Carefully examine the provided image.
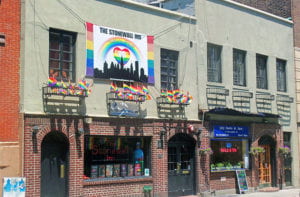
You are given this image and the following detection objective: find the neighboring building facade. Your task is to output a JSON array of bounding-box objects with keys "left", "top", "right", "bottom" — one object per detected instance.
[
  {"left": 0, "top": 0, "right": 22, "bottom": 195},
  {"left": 20, "top": 0, "right": 297, "bottom": 196},
  {"left": 292, "top": 0, "right": 300, "bottom": 190}
]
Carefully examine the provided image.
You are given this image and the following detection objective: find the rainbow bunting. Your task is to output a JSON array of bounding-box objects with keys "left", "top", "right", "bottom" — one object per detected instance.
[{"left": 129, "top": 85, "right": 138, "bottom": 94}]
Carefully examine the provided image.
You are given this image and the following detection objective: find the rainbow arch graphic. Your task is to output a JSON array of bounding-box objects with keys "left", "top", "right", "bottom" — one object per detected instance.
[{"left": 100, "top": 37, "right": 142, "bottom": 62}]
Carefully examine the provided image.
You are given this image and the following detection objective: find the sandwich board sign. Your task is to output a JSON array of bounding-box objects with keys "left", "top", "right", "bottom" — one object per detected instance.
[{"left": 236, "top": 170, "right": 248, "bottom": 193}]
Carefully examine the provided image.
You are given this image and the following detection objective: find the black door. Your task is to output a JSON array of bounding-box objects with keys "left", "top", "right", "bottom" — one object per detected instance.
[
  {"left": 41, "top": 131, "right": 69, "bottom": 197},
  {"left": 168, "top": 133, "right": 196, "bottom": 197}
]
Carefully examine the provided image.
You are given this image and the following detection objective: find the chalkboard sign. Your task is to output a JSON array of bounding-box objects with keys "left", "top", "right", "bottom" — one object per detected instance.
[{"left": 236, "top": 170, "right": 248, "bottom": 193}]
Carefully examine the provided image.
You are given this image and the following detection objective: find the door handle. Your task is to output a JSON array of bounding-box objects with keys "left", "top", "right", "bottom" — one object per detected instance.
[{"left": 60, "top": 164, "right": 65, "bottom": 178}]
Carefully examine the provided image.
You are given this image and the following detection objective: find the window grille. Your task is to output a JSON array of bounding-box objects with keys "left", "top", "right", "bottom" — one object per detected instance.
[
  {"left": 49, "top": 29, "right": 76, "bottom": 81},
  {"left": 207, "top": 44, "right": 222, "bottom": 83},
  {"left": 276, "top": 59, "right": 287, "bottom": 92},
  {"left": 160, "top": 49, "right": 179, "bottom": 90},
  {"left": 256, "top": 54, "right": 268, "bottom": 89},
  {"left": 233, "top": 49, "right": 246, "bottom": 86}
]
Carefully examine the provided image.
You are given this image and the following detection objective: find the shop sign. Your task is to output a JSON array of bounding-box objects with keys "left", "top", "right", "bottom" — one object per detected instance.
[
  {"left": 109, "top": 101, "right": 139, "bottom": 117},
  {"left": 214, "top": 125, "right": 249, "bottom": 138}
]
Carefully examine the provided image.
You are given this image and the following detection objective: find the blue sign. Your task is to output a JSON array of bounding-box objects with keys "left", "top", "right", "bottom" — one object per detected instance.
[{"left": 214, "top": 125, "right": 249, "bottom": 138}]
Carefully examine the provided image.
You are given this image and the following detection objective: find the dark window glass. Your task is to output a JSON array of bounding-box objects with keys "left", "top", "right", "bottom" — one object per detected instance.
[
  {"left": 160, "top": 49, "right": 179, "bottom": 90},
  {"left": 207, "top": 43, "right": 222, "bottom": 83},
  {"left": 256, "top": 54, "right": 268, "bottom": 89},
  {"left": 49, "top": 29, "right": 76, "bottom": 81},
  {"left": 277, "top": 59, "right": 287, "bottom": 92},
  {"left": 84, "top": 136, "right": 151, "bottom": 179},
  {"left": 233, "top": 49, "right": 246, "bottom": 86},
  {"left": 210, "top": 139, "right": 249, "bottom": 171}
]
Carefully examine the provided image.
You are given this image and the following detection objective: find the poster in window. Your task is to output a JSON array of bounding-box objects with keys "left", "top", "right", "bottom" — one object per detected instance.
[
  {"left": 3, "top": 177, "right": 26, "bottom": 197},
  {"left": 90, "top": 165, "right": 98, "bottom": 178},
  {"left": 85, "top": 22, "right": 154, "bottom": 84},
  {"left": 105, "top": 164, "right": 113, "bottom": 177},
  {"left": 113, "top": 164, "right": 120, "bottom": 177},
  {"left": 127, "top": 164, "right": 134, "bottom": 176},
  {"left": 98, "top": 165, "right": 105, "bottom": 178}
]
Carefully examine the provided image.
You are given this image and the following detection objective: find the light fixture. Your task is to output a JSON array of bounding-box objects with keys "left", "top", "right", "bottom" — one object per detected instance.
[
  {"left": 76, "top": 128, "right": 85, "bottom": 137},
  {"left": 32, "top": 125, "right": 39, "bottom": 137},
  {"left": 157, "top": 129, "right": 166, "bottom": 149}
]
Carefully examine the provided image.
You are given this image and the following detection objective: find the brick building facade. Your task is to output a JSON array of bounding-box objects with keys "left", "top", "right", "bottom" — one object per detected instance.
[
  {"left": 0, "top": 0, "right": 22, "bottom": 195},
  {"left": 17, "top": 0, "right": 297, "bottom": 196}
]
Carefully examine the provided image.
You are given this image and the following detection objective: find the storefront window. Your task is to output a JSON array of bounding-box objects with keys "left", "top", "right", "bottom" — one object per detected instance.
[
  {"left": 84, "top": 136, "right": 151, "bottom": 179},
  {"left": 211, "top": 139, "right": 249, "bottom": 171}
]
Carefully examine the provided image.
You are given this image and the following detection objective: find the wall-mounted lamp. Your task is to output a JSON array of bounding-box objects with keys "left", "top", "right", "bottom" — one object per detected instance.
[
  {"left": 157, "top": 129, "right": 166, "bottom": 149},
  {"left": 76, "top": 128, "right": 85, "bottom": 137},
  {"left": 32, "top": 125, "right": 39, "bottom": 137}
]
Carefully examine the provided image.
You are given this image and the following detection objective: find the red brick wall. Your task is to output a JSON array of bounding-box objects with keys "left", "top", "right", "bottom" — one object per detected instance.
[
  {"left": 293, "top": 0, "right": 300, "bottom": 47},
  {"left": 24, "top": 115, "right": 203, "bottom": 197},
  {"left": 233, "top": 0, "right": 291, "bottom": 18},
  {"left": 0, "top": 0, "right": 21, "bottom": 141},
  {"left": 209, "top": 123, "right": 283, "bottom": 192}
]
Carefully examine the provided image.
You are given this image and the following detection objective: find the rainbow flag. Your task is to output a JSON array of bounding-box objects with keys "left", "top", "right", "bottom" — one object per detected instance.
[
  {"left": 161, "top": 90, "right": 167, "bottom": 97},
  {"left": 123, "top": 84, "right": 130, "bottom": 92},
  {"left": 146, "top": 94, "right": 152, "bottom": 100},
  {"left": 48, "top": 77, "right": 57, "bottom": 87},
  {"left": 129, "top": 85, "right": 138, "bottom": 94},
  {"left": 78, "top": 79, "right": 87, "bottom": 90},
  {"left": 110, "top": 83, "right": 118, "bottom": 93},
  {"left": 142, "top": 86, "right": 149, "bottom": 94}
]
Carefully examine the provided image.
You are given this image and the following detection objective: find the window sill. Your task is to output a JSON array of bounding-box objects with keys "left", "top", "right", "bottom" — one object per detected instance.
[
  {"left": 83, "top": 176, "right": 153, "bottom": 186},
  {"left": 211, "top": 168, "right": 248, "bottom": 173}
]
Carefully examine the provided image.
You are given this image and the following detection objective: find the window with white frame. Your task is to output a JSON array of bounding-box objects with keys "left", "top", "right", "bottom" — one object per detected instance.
[
  {"left": 233, "top": 49, "right": 246, "bottom": 86},
  {"left": 160, "top": 49, "right": 179, "bottom": 90},
  {"left": 256, "top": 54, "right": 268, "bottom": 89},
  {"left": 207, "top": 43, "right": 222, "bottom": 83},
  {"left": 276, "top": 59, "right": 287, "bottom": 92},
  {"left": 49, "top": 29, "right": 76, "bottom": 81}
]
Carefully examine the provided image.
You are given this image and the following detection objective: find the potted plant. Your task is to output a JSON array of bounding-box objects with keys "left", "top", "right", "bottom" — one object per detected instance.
[
  {"left": 278, "top": 145, "right": 291, "bottom": 157},
  {"left": 216, "top": 162, "right": 225, "bottom": 170},
  {"left": 249, "top": 146, "right": 265, "bottom": 156},
  {"left": 199, "top": 147, "right": 213, "bottom": 155}
]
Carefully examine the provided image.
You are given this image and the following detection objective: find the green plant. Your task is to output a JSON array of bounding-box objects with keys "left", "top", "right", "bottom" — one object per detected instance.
[
  {"left": 199, "top": 147, "right": 213, "bottom": 155},
  {"left": 216, "top": 162, "right": 224, "bottom": 168},
  {"left": 249, "top": 146, "right": 265, "bottom": 156},
  {"left": 279, "top": 146, "right": 291, "bottom": 155}
]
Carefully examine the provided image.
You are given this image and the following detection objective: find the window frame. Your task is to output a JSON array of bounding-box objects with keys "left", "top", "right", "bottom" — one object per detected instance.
[
  {"left": 49, "top": 28, "right": 76, "bottom": 81},
  {"left": 207, "top": 43, "right": 222, "bottom": 83},
  {"left": 84, "top": 135, "right": 152, "bottom": 179},
  {"left": 276, "top": 58, "right": 287, "bottom": 92},
  {"left": 256, "top": 54, "right": 268, "bottom": 89},
  {"left": 233, "top": 49, "right": 246, "bottom": 87},
  {"left": 160, "top": 48, "right": 179, "bottom": 90}
]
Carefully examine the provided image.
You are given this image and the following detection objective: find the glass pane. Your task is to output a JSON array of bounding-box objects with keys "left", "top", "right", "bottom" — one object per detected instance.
[
  {"left": 49, "top": 51, "right": 60, "bottom": 59},
  {"left": 49, "top": 60, "right": 59, "bottom": 69},
  {"left": 63, "top": 53, "right": 71, "bottom": 61},
  {"left": 50, "top": 41, "right": 59, "bottom": 50}
]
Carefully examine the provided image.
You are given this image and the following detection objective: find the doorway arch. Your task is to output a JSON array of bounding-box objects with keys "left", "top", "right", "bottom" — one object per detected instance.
[
  {"left": 258, "top": 135, "right": 277, "bottom": 187},
  {"left": 168, "top": 133, "right": 196, "bottom": 197},
  {"left": 41, "top": 131, "right": 69, "bottom": 197}
]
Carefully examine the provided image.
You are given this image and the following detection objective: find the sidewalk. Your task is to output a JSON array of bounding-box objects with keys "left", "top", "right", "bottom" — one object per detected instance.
[{"left": 219, "top": 188, "right": 300, "bottom": 197}]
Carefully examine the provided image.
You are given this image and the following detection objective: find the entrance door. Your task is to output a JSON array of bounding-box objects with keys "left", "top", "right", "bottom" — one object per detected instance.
[
  {"left": 168, "top": 133, "right": 196, "bottom": 197},
  {"left": 258, "top": 145, "right": 271, "bottom": 185},
  {"left": 41, "top": 131, "right": 69, "bottom": 197}
]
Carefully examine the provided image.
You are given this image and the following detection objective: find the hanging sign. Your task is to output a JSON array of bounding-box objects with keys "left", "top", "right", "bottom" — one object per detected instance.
[
  {"left": 86, "top": 22, "right": 154, "bottom": 84},
  {"left": 236, "top": 170, "right": 248, "bottom": 193},
  {"left": 214, "top": 125, "right": 249, "bottom": 138}
]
